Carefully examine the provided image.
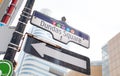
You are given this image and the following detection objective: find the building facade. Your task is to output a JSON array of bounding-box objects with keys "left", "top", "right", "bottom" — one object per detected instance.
[
  {"left": 102, "top": 45, "right": 110, "bottom": 76},
  {"left": 108, "top": 33, "right": 120, "bottom": 76},
  {"left": 90, "top": 61, "right": 102, "bottom": 76},
  {"left": 102, "top": 32, "right": 120, "bottom": 76}
]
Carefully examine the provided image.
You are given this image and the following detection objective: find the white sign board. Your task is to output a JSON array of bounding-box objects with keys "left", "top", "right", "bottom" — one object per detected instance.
[
  {"left": 30, "top": 11, "right": 90, "bottom": 49},
  {"left": 32, "top": 43, "right": 87, "bottom": 69}
]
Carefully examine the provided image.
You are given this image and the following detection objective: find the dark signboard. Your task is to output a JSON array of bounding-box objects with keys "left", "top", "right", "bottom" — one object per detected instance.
[{"left": 23, "top": 33, "right": 90, "bottom": 75}]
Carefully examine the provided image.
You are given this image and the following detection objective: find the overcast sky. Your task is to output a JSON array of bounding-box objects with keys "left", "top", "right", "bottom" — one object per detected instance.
[{"left": 1, "top": 0, "right": 120, "bottom": 61}]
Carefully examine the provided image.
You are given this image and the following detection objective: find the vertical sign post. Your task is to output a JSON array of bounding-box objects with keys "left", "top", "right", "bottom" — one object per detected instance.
[{"left": 3, "top": 0, "right": 35, "bottom": 66}]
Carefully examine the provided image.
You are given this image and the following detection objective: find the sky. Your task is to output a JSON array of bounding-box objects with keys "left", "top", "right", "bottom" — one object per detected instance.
[{"left": 0, "top": 0, "right": 120, "bottom": 61}]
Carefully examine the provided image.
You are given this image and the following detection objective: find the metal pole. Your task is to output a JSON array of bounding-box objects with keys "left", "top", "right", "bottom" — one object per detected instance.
[{"left": 4, "top": 0, "right": 35, "bottom": 65}]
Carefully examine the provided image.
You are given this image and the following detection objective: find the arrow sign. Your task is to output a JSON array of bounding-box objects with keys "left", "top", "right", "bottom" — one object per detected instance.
[
  {"left": 23, "top": 34, "right": 90, "bottom": 75},
  {"left": 31, "top": 43, "right": 87, "bottom": 69}
]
